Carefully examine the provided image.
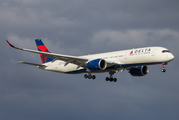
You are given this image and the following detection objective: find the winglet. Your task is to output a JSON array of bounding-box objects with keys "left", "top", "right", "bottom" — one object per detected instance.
[{"left": 6, "top": 40, "right": 15, "bottom": 48}]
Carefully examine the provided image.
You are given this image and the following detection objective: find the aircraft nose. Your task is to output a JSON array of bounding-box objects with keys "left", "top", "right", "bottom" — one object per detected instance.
[{"left": 169, "top": 53, "right": 174, "bottom": 61}]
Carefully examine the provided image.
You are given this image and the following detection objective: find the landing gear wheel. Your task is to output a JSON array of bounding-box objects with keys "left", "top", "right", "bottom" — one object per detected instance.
[
  {"left": 84, "top": 74, "right": 88, "bottom": 79},
  {"left": 88, "top": 75, "right": 92, "bottom": 79},
  {"left": 161, "top": 69, "right": 166, "bottom": 72},
  {"left": 114, "top": 78, "right": 117, "bottom": 82},
  {"left": 92, "top": 75, "right": 96, "bottom": 79},
  {"left": 110, "top": 78, "right": 113, "bottom": 82},
  {"left": 106, "top": 77, "right": 109, "bottom": 81}
]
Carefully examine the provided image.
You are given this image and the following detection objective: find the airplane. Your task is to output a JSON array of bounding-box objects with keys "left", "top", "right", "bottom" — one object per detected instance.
[{"left": 6, "top": 39, "right": 174, "bottom": 82}]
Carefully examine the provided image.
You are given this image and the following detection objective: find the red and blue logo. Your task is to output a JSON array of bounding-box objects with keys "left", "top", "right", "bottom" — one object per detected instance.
[
  {"left": 6, "top": 40, "right": 15, "bottom": 48},
  {"left": 35, "top": 39, "right": 53, "bottom": 63},
  {"left": 129, "top": 51, "right": 133, "bottom": 54},
  {"left": 129, "top": 48, "right": 151, "bottom": 54}
]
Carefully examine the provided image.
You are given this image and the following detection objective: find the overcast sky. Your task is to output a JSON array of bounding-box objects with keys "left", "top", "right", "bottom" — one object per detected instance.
[{"left": 1, "top": 0, "right": 179, "bottom": 120}]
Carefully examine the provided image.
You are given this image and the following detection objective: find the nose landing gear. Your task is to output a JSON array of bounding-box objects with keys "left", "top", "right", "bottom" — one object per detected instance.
[
  {"left": 161, "top": 68, "right": 166, "bottom": 72},
  {"left": 161, "top": 62, "right": 167, "bottom": 72}
]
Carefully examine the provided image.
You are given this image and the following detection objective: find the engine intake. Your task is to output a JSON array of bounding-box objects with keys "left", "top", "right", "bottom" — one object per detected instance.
[
  {"left": 87, "top": 59, "right": 107, "bottom": 70},
  {"left": 129, "top": 66, "right": 149, "bottom": 76}
]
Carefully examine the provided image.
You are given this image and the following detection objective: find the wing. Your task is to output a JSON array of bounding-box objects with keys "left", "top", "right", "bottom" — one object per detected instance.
[{"left": 6, "top": 40, "right": 90, "bottom": 67}]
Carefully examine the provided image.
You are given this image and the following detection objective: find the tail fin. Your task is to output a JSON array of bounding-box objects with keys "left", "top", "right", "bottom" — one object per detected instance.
[{"left": 35, "top": 39, "right": 53, "bottom": 64}]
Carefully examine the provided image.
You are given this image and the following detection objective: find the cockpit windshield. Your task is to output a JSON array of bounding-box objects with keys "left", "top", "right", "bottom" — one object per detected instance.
[{"left": 162, "top": 50, "right": 170, "bottom": 53}]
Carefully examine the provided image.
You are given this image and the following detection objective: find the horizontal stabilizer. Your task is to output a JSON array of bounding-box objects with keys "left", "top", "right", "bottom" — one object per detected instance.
[{"left": 17, "top": 61, "right": 46, "bottom": 67}]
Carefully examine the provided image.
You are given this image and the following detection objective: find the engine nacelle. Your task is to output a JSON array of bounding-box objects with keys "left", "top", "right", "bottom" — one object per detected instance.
[
  {"left": 129, "top": 66, "right": 149, "bottom": 76},
  {"left": 87, "top": 59, "right": 107, "bottom": 70}
]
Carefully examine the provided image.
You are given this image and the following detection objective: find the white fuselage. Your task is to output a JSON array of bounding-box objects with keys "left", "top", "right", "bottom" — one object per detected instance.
[{"left": 41, "top": 47, "right": 174, "bottom": 74}]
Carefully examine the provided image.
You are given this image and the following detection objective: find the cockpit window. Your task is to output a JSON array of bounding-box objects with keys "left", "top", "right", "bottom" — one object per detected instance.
[{"left": 162, "top": 50, "right": 170, "bottom": 53}]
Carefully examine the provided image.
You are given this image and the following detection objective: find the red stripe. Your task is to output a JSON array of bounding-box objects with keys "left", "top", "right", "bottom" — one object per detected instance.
[
  {"left": 129, "top": 51, "right": 133, "bottom": 54},
  {"left": 8, "top": 42, "right": 12, "bottom": 47},
  {"left": 37, "top": 45, "right": 50, "bottom": 63},
  {"left": 37, "top": 45, "right": 49, "bottom": 52}
]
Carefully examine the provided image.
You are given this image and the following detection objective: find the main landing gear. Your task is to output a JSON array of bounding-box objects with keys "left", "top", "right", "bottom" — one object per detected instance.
[
  {"left": 84, "top": 70, "right": 118, "bottom": 82},
  {"left": 106, "top": 77, "right": 117, "bottom": 82},
  {"left": 161, "top": 62, "right": 167, "bottom": 72},
  {"left": 106, "top": 72, "right": 117, "bottom": 82},
  {"left": 84, "top": 74, "right": 96, "bottom": 79}
]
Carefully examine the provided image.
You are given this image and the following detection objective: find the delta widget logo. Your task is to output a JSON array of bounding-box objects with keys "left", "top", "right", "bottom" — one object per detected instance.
[
  {"left": 129, "top": 51, "right": 133, "bottom": 54},
  {"left": 129, "top": 48, "right": 151, "bottom": 54}
]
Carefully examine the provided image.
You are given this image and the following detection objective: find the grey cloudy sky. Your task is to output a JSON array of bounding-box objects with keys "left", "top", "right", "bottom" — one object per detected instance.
[{"left": 1, "top": 0, "right": 179, "bottom": 120}]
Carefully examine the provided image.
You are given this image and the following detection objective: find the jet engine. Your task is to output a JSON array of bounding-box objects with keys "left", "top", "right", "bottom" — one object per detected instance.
[
  {"left": 129, "top": 66, "right": 149, "bottom": 76},
  {"left": 87, "top": 59, "right": 107, "bottom": 70}
]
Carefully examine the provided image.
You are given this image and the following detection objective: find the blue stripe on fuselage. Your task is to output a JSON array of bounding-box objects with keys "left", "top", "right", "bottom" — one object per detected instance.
[
  {"left": 65, "top": 69, "right": 87, "bottom": 74},
  {"left": 106, "top": 62, "right": 163, "bottom": 70}
]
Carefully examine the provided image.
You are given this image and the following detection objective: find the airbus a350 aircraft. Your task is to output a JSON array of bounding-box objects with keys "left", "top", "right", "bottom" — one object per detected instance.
[{"left": 6, "top": 39, "right": 174, "bottom": 82}]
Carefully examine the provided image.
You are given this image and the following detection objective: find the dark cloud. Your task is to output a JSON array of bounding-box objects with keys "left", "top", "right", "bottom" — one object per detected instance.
[{"left": 1, "top": 0, "right": 179, "bottom": 120}]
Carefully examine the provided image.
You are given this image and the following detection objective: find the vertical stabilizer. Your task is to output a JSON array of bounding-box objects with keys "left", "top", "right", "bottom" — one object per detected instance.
[{"left": 35, "top": 39, "right": 53, "bottom": 63}]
